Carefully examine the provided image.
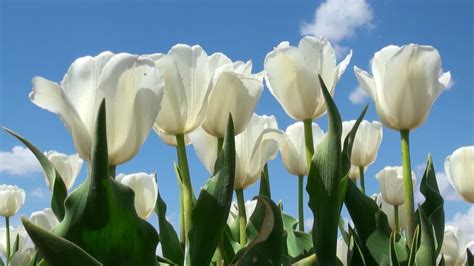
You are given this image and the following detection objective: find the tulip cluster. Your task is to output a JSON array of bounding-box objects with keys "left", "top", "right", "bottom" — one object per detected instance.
[{"left": 1, "top": 36, "right": 473, "bottom": 266}]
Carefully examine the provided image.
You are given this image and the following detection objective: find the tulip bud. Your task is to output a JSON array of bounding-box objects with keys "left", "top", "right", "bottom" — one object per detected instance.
[
  {"left": 30, "top": 208, "right": 59, "bottom": 231},
  {"left": 336, "top": 238, "right": 348, "bottom": 266},
  {"left": 440, "top": 226, "right": 468, "bottom": 266},
  {"left": 30, "top": 52, "right": 165, "bottom": 165},
  {"left": 0, "top": 185, "right": 25, "bottom": 217},
  {"left": 227, "top": 199, "right": 257, "bottom": 226},
  {"left": 116, "top": 173, "right": 158, "bottom": 220},
  {"left": 151, "top": 44, "right": 231, "bottom": 135},
  {"left": 0, "top": 226, "right": 28, "bottom": 257},
  {"left": 354, "top": 44, "right": 451, "bottom": 130},
  {"left": 444, "top": 146, "right": 474, "bottom": 203},
  {"left": 44, "top": 151, "right": 83, "bottom": 190},
  {"left": 202, "top": 60, "right": 264, "bottom": 138},
  {"left": 342, "top": 120, "right": 383, "bottom": 167},
  {"left": 376, "top": 166, "right": 416, "bottom": 206},
  {"left": 264, "top": 36, "right": 352, "bottom": 121},
  {"left": 279, "top": 122, "right": 325, "bottom": 176}
]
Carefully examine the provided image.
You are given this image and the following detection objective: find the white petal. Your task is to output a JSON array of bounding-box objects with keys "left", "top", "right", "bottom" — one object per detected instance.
[
  {"left": 154, "top": 128, "right": 191, "bottom": 147},
  {"left": 189, "top": 127, "right": 218, "bottom": 174},
  {"left": 445, "top": 146, "right": 474, "bottom": 203},
  {"left": 45, "top": 151, "right": 83, "bottom": 190},
  {"left": 353, "top": 66, "right": 376, "bottom": 100},
  {"left": 117, "top": 172, "right": 158, "bottom": 219},
  {"left": 30, "top": 208, "right": 59, "bottom": 231},
  {"left": 0, "top": 185, "right": 26, "bottom": 217}
]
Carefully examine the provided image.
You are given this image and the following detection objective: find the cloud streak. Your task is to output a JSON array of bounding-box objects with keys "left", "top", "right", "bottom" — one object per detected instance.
[{"left": 0, "top": 146, "right": 41, "bottom": 176}]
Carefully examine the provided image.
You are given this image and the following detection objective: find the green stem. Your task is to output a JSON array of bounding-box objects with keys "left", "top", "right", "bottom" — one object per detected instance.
[
  {"left": 235, "top": 188, "right": 247, "bottom": 246},
  {"left": 394, "top": 205, "right": 399, "bottom": 235},
  {"left": 5, "top": 216, "right": 10, "bottom": 265},
  {"left": 298, "top": 175, "right": 305, "bottom": 231},
  {"left": 359, "top": 166, "right": 365, "bottom": 194},
  {"left": 303, "top": 119, "right": 314, "bottom": 169},
  {"left": 400, "top": 130, "right": 415, "bottom": 245},
  {"left": 175, "top": 134, "right": 193, "bottom": 247},
  {"left": 108, "top": 165, "right": 116, "bottom": 179}
]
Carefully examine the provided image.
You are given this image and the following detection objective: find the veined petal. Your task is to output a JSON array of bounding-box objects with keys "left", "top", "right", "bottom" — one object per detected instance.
[
  {"left": 372, "top": 45, "right": 400, "bottom": 90},
  {"left": 353, "top": 66, "right": 376, "bottom": 100},
  {"left": 189, "top": 127, "right": 218, "bottom": 174},
  {"left": 445, "top": 146, "right": 474, "bottom": 202},
  {"left": 116, "top": 172, "right": 158, "bottom": 220}
]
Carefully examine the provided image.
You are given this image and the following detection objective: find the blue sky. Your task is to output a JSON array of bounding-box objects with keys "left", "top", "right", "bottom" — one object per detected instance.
[{"left": 1, "top": 0, "right": 473, "bottom": 242}]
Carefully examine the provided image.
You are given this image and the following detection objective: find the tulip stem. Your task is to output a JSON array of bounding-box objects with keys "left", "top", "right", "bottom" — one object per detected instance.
[
  {"left": 394, "top": 205, "right": 399, "bottom": 234},
  {"left": 298, "top": 175, "right": 305, "bottom": 231},
  {"left": 5, "top": 216, "right": 10, "bottom": 265},
  {"left": 235, "top": 188, "right": 247, "bottom": 246},
  {"left": 175, "top": 134, "right": 193, "bottom": 247},
  {"left": 303, "top": 119, "right": 314, "bottom": 169},
  {"left": 359, "top": 166, "right": 365, "bottom": 194},
  {"left": 400, "top": 130, "right": 415, "bottom": 245}
]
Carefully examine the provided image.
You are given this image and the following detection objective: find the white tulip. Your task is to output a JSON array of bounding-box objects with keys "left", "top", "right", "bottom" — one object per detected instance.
[
  {"left": 0, "top": 226, "right": 28, "bottom": 257},
  {"left": 440, "top": 226, "right": 468, "bottom": 266},
  {"left": 30, "top": 208, "right": 59, "bottom": 231},
  {"left": 342, "top": 120, "right": 383, "bottom": 167},
  {"left": 10, "top": 248, "right": 35, "bottom": 266},
  {"left": 0, "top": 185, "right": 25, "bottom": 217},
  {"left": 155, "top": 129, "right": 190, "bottom": 147},
  {"left": 116, "top": 173, "right": 158, "bottom": 220},
  {"left": 279, "top": 122, "right": 325, "bottom": 176},
  {"left": 348, "top": 165, "right": 367, "bottom": 180},
  {"left": 264, "top": 36, "right": 352, "bottom": 121},
  {"left": 151, "top": 44, "right": 231, "bottom": 135},
  {"left": 227, "top": 199, "right": 257, "bottom": 226},
  {"left": 30, "top": 52, "right": 165, "bottom": 165},
  {"left": 444, "top": 146, "right": 474, "bottom": 203},
  {"left": 375, "top": 194, "right": 408, "bottom": 230},
  {"left": 336, "top": 238, "right": 348, "bottom": 266},
  {"left": 44, "top": 151, "right": 83, "bottom": 190},
  {"left": 202, "top": 60, "right": 264, "bottom": 138},
  {"left": 376, "top": 166, "right": 416, "bottom": 206},
  {"left": 190, "top": 114, "right": 283, "bottom": 189},
  {"left": 354, "top": 44, "right": 451, "bottom": 130}
]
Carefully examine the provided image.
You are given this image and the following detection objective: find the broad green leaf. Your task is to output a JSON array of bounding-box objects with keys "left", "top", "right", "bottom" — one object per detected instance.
[
  {"left": 306, "top": 75, "right": 343, "bottom": 265},
  {"left": 347, "top": 226, "right": 366, "bottom": 266},
  {"left": 48, "top": 101, "right": 159, "bottom": 265},
  {"left": 416, "top": 155, "right": 444, "bottom": 255},
  {"left": 366, "top": 211, "right": 392, "bottom": 264},
  {"left": 467, "top": 248, "right": 473, "bottom": 266},
  {"left": 390, "top": 231, "right": 409, "bottom": 265},
  {"left": 187, "top": 115, "right": 236, "bottom": 266},
  {"left": 281, "top": 213, "right": 313, "bottom": 261},
  {"left": 21, "top": 217, "right": 102, "bottom": 266},
  {"left": 220, "top": 225, "right": 239, "bottom": 262},
  {"left": 407, "top": 226, "right": 421, "bottom": 266},
  {"left": 232, "top": 196, "right": 283, "bottom": 265},
  {"left": 155, "top": 188, "right": 183, "bottom": 265},
  {"left": 415, "top": 208, "right": 436, "bottom": 265},
  {"left": 4, "top": 128, "right": 68, "bottom": 220}
]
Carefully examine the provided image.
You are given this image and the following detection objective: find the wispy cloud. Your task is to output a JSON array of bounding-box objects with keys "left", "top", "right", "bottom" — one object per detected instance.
[
  {"left": 0, "top": 146, "right": 41, "bottom": 176},
  {"left": 448, "top": 206, "right": 474, "bottom": 243},
  {"left": 30, "top": 187, "right": 47, "bottom": 199},
  {"left": 349, "top": 86, "right": 370, "bottom": 104},
  {"left": 300, "top": 0, "right": 373, "bottom": 55}
]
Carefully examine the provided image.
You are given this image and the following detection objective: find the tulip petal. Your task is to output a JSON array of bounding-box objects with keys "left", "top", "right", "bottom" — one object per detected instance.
[
  {"left": 117, "top": 173, "right": 158, "bottom": 220},
  {"left": 353, "top": 66, "right": 376, "bottom": 100},
  {"left": 189, "top": 127, "right": 218, "bottom": 174},
  {"left": 444, "top": 146, "right": 474, "bottom": 202}
]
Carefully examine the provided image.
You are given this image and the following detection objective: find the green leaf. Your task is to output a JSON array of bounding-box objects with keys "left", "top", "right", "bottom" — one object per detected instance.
[
  {"left": 365, "top": 210, "right": 392, "bottom": 264},
  {"left": 232, "top": 196, "right": 283, "bottom": 265},
  {"left": 407, "top": 226, "right": 421, "bottom": 266},
  {"left": 21, "top": 217, "right": 102, "bottom": 266},
  {"left": 281, "top": 213, "right": 313, "bottom": 261},
  {"left": 347, "top": 226, "right": 366, "bottom": 266},
  {"left": 27, "top": 251, "right": 39, "bottom": 266},
  {"left": 11, "top": 233, "right": 20, "bottom": 257},
  {"left": 47, "top": 101, "right": 159, "bottom": 265},
  {"left": 306, "top": 75, "right": 344, "bottom": 265},
  {"left": 155, "top": 188, "right": 183, "bottom": 265},
  {"left": 415, "top": 207, "right": 436, "bottom": 265},
  {"left": 4, "top": 128, "right": 68, "bottom": 221},
  {"left": 156, "top": 255, "right": 176, "bottom": 265},
  {"left": 0, "top": 258, "right": 4, "bottom": 266},
  {"left": 220, "top": 225, "right": 240, "bottom": 262},
  {"left": 416, "top": 155, "right": 444, "bottom": 256},
  {"left": 390, "top": 231, "right": 409, "bottom": 265},
  {"left": 467, "top": 248, "right": 473, "bottom": 266},
  {"left": 259, "top": 164, "right": 271, "bottom": 198},
  {"left": 187, "top": 115, "right": 236, "bottom": 266}
]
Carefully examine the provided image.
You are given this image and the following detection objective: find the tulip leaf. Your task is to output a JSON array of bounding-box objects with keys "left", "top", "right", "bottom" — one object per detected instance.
[
  {"left": 259, "top": 164, "right": 271, "bottom": 198},
  {"left": 407, "top": 226, "right": 421, "bottom": 266},
  {"left": 156, "top": 255, "right": 176, "bottom": 265},
  {"left": 4, "top": 127, "right": 68, "bottom": 221},
  {"left": 44, "top": 101, "right": 160, "bottom": 265},
  {"left": 155, "top": 188, "right": 183, "bottom": 265},
  {"left": 306, "top": 75, "right": 345, "bottom": 265},
  {"left": 415, "top": 207, "right": 436, "bottom": 265},
  {"left": 281, "top": 212, "right": 313, "bottom": 261},
  {"left": 390, "top": 231, "right": 409, "bottom": 265},
  {"left": 11, "top": 233, "right": 20, "bottom": 257},
  {"left": 347, "top": 226, "right": 366, "bottom": 265},
  {"left": 232, "top": 196, "right": 283, "bottom": 265},
  {"left": 21, "top": 217, "right": 102, "bottom": 266},
  {"left": 365, "top": 210, "right": 392, "bottom": 264},
  {"left": 416, "top": 155, "right": 444, "bottom": 256},
  {"left": 220, "top": 225, "right": 239, "bottom": 261},
  {"left": 187, "top": 115, "right": 236, "bottom": 266},
  {"left": 0, "top": 258, "right": 3, "bottom": 266},
  {"left": 467, "top": 248, "right": 473, "bottom": 266}
]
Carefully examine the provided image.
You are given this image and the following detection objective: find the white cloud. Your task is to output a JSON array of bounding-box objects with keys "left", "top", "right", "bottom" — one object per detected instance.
[
  {"left": 30, "top": 187, "right": 46, "bottom": 199},
  {"left": 0, "top": 146, "right": 41, "bottom": 176},
  {"left": 301, "top": 0, "right": 373, "bottom": 54},
  {"left": 349, "top": 86, "right": 370, "bottom": 104},
  {"left": 448, "top": 206, "right": 474, "bottom": 243}
]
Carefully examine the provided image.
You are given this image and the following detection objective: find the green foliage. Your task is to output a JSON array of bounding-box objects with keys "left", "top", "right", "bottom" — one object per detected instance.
[
  {"left": 281, "top": 213, "right": 313, "bottom": 261},
  {"left": 415, "top": 208, "right": 436, "bottom": 265}
]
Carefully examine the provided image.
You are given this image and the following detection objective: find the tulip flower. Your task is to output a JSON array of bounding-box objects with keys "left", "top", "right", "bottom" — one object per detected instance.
[
  {"left": 10, "top": 248, "right": 35, "bottom": 266},
  {"left": 342, "top": 120, "right": 383, "bottom": 193},
  {"left": 227, "top": 199, "right": 257, "bottom": 226},
  {"left": 440, "top": 226, "right": 469, "bottom": 266},
  {"left": 336, "top": 238, "right": 348, "bottom": 266},
  {"left": 116, "top": 173, "right": 158, "bottom": 220},
  {"left": 264, "top": 36, "right": 352, "bottom": 121},
  {"left": 202, "top": 60, "right": 264, "bottom": 138},
  {"left": 30, "top": 208, "right": 59, "bottom": 231},
  {"left": 0, "top": 226, "right": 28, "bottom": 263},
  {"left": 375, "top": 194, "right": 408, "bottom": 232},
  {"left": 0, "top": 185, "right": 25, "bottom": 218},
  {"left": 444, "top": 146, "right": 474, "bottom": 203},
  {"left": 279, "top": 121, "right": 324, "bottom": 230},
  {"left": 44, "top": 151, "right": 83, "bottom": 191},
  {"left": 376, "top": 166, "right": 416, "bottom": 207},
  {"left": 155, "top": 129, "right": 190, "bottom": 147},
  {"left": 151, "top": 44, "right": 231, "bottom": 135},
  {"left": 30, "top": 51, "right": 165, "bottom": 166},
  {"left": 348, "top": 165, "right": 367, "bottom": 181},
  {"left": 354, "top": 44, "right": 451, "bottom": 243}
]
